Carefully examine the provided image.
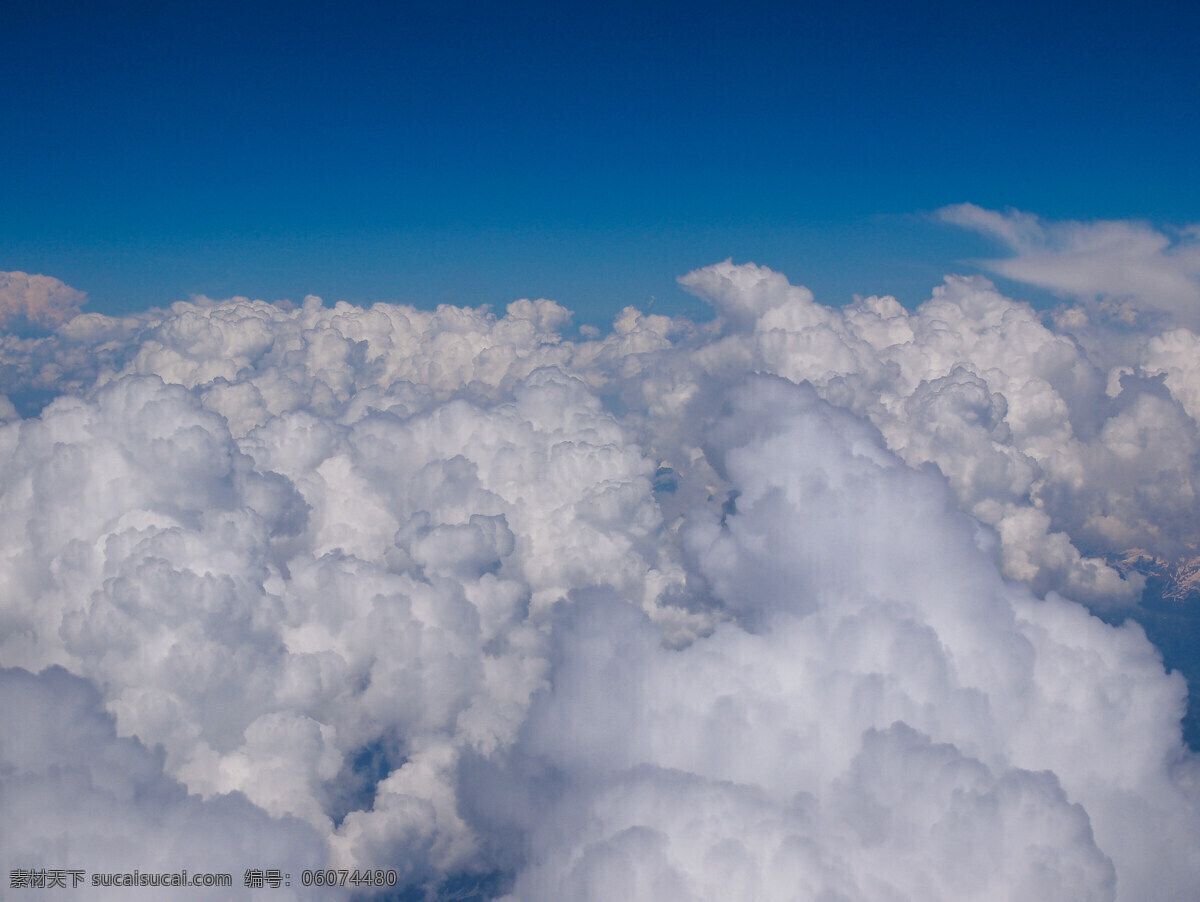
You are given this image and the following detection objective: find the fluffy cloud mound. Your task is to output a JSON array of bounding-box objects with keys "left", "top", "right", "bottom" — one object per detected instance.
[{"left": 1, "top": 229, "right": 1199, "bottom": 900}]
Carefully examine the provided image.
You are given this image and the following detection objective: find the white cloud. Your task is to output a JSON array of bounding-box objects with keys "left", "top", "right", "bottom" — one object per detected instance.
[{"left": 1, "top": 246, "right": 1199, "bottom": 900}]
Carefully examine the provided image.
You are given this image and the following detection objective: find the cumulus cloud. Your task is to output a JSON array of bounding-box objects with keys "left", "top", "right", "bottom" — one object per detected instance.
[
  {"left": 1, "top": 241, "right": 1199, "bottom": 900},
  {"left": 0, "top": 271, "right": 87, "bottom": 329}
]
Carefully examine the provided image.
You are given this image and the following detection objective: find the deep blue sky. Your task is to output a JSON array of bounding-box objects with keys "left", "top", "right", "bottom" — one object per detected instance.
[{"left": 2, "top": 0, "right": 1197, "bottom": 327}]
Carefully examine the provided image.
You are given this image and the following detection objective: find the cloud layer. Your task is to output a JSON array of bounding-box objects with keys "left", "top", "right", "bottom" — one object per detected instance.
[{"left": 1, "top": 222, "right": 1199, "bottom": 901}]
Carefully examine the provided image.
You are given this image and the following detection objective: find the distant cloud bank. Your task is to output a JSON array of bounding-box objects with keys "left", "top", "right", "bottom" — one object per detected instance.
[
  {"left": 2, "top": 207, "right": 1199, "bottom": 900},
  {"left": 0, "top": 270, "right": 87, "bottom": 328}
]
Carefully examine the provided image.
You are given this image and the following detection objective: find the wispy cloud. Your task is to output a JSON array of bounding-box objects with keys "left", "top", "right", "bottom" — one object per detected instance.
[{"left": 938, "top": 203, "right": 1200, "bottom": 326}]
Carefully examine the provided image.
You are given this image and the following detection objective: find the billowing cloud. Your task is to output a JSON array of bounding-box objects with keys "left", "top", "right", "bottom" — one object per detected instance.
[
  {"left": 487, "top": 378, "right": 1197, "bottom": 901},
  {"left": 0, "top": 271, "right": 87, "bottom": 329},
  {"left": 1, "top": 239, "right": 1199, "bottom": 900}
]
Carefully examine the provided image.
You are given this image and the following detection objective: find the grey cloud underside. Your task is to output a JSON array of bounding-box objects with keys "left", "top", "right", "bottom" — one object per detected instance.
[
  {"left": 0, "top": 666, "right": 334, "bottom": 901},
  {"left": 1, "top": 249, "right": 1199, "bottom": 901}
]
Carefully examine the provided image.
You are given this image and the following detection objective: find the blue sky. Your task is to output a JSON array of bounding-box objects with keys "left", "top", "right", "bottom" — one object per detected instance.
[{"left": 3, "top": 0, "right": 1197, "bottom": 327}]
